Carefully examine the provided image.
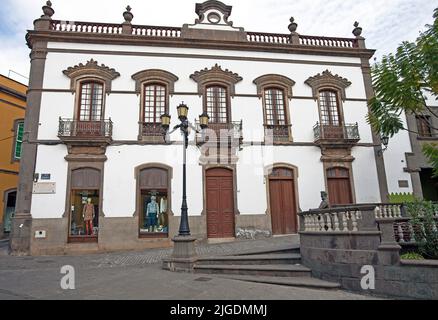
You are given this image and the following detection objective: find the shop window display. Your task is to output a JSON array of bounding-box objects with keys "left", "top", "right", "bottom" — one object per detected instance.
[
  {"left": 70, "top": 189, "right": 99, "bottom": 238},
  {"left": 140, "top": 190, "right": 169, "bottom": 235}
]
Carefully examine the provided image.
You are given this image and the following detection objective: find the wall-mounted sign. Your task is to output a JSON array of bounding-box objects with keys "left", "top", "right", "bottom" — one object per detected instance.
[
  {"left": 41, "top": 174, "right": 51, "bottom": 180},
  {"left": 32, "top": 182, "right": 56, "bottom": 194}
]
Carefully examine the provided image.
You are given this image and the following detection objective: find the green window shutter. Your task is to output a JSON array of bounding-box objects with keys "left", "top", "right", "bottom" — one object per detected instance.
[{"left": 14, "top": 122, "right": 24, "bottom": 159}]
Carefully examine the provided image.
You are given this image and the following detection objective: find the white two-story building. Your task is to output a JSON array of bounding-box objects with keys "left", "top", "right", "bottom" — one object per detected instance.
[{"left": 12, "top": 0, "right": 408, "bottom": 255}]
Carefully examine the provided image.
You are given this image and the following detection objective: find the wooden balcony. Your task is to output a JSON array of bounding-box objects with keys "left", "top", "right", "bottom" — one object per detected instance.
[
  {"left": 58, "top": 118, "right": 112, "bottom": 145},
  {"left": 313, "top": 122, "right": 360, "bottom": 146}
]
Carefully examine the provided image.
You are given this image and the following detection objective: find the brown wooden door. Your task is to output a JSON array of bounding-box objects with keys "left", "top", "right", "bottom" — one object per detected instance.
[
  {"left": 269, "top": 168, "right": 297, "bottom": 235},
  {"left": 327, "top": 167, "right": 353, "bottom": 205},
  {"left": 206, "top": 168, "right": 235, "bottom": 238}
]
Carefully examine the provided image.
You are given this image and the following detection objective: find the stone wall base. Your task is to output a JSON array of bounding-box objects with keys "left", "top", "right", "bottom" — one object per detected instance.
[
  {"left": 300, "top": 234, "right": 438, "bottom": 299},
  {"left": 29, "top": 213, "right": 273, "bottom": 256}
]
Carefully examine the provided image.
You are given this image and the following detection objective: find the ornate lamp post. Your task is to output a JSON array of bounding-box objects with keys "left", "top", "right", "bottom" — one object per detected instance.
[{"left": 160, "top": 103, "right": 209, "bottom": 271}]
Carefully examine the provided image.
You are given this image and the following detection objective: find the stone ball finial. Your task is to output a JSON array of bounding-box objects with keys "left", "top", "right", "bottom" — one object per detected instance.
[
  {"left": 123, "top": 5, "right": 134, "bottom": 23},
  {"left": 41, "top": 0, "right": 55, "bottom": 19},
  {"left": 352, "top": 21, "right": 363, "bottom": 37},
  {"left": 288, "top": 17, "right": 298, "bottom": 33}
]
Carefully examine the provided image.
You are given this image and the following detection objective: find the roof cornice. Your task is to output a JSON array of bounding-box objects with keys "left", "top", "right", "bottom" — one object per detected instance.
[{"left": 26, "top": 30, "right": 376, "bottom": 60}]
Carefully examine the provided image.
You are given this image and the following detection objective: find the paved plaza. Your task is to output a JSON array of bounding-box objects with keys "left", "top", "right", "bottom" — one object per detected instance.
[{"left": 0, "top": 237, "right": 383, "bottom": 300}]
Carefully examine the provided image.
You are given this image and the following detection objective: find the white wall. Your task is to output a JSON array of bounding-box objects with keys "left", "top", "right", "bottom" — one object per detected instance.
[
  {"left": 383, "top": 113, "right": 414, "bottom": 194},
  {"left": 31, "top": 144, "right": 69, "bottom": 219},
  {"left": 351, "top": 147, "right": 382, "bottom": 203}
]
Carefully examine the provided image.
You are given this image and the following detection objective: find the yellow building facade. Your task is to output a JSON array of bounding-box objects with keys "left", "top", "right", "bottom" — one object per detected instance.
[{"left": 0, "top": 75, "right": 27, "bottom": 238}]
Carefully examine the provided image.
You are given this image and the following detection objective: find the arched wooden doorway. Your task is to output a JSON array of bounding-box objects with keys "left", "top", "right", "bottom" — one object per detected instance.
[
  {"left": 206, "top": 167, "right": 235, "bottom": 238},
  {"left": 268, "top": 167, "right": 298, "bottom": 235},
  {"left": 326, "top": 167, "right": 353, "bottom": 205}
]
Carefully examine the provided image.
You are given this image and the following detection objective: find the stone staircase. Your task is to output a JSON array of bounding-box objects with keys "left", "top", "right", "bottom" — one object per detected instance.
[{"left": 194, "top": 245, "right": 341, "bottom": 290}]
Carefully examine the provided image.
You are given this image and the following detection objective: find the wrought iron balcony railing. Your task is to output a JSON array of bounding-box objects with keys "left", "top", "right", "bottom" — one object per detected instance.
[
  {"left": 58, "top": 118, "right": 113, "bottom": 139},
  {"left": 139, "top": 122, "right": 166, "bottom": 136},
  {"left": 195, "top": 120, "right": 243, "bottom": 145},
  {"left": 264, "top": 124, "right": 291, "bottom": 143},
  {"left": 313, "top": 122, "right": 360, "bottom": 143}
]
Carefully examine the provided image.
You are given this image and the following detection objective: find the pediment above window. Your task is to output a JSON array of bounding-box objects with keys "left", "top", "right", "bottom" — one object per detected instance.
[
  {"left": 305, "top": 70, "right": 351, "bottom": 101},
  {"left": 190, "top": 64, "right": 242, "bottom": 96},
  {"left": 131, "top": 69, "right": 179, "bottom": 95},
  {"left": 253, "top": 74, "right": 296, "bottom": 99},
  {"left": 63, "top": 59, "right": 120, "bottom": 93}
]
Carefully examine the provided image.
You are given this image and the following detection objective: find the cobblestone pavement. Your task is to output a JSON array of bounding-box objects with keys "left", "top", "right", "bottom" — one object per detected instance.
[
  {"left": 0, "top": 235, "right": 300, "bottom": 270},
  {"left": 0, "top": 236, "right": 385, "bottom": 300}
]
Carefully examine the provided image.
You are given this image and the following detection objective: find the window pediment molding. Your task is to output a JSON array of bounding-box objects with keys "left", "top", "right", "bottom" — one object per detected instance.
[
  {"left": 190, "top": 64, "right": 242, "bottom": 96},
  {"left": 131, "top": 69, "right": 179, "bottom": 95},
  {"left": 63, "top": 59, "right": 120, "bottom": 94},
  {"left": 253, "top": 74, "right": 295, "bottom": 99},
  {"left": 305, "top": 70, "right": 351, "bottom": 101}
]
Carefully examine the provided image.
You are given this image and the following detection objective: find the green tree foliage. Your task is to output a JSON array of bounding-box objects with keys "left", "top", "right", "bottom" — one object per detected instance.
[
  {"left": 368, "top": 8, "right": 438, "bottom": 175},
  {"left": 407, "top": 200, "right": 438, "bottom": 259}
]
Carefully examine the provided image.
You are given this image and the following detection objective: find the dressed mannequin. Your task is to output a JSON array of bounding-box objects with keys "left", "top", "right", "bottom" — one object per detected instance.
[
  {"left": 82, "top": 198, "right": 95, "bottom": 235},
  {"left": 146, "top": 196, "right": 159, "bottom": 232},
  {"left": 159, "top": 196, "right": 168, "bottom": 227}
]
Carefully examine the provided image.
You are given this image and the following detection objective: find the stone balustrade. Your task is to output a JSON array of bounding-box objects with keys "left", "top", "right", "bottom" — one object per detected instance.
[
  {"left": 47, "top": 20, "right": 361, "bottom": 50},
  {"left": 300, "top": 203, "right": 438, "bottom": 245}
]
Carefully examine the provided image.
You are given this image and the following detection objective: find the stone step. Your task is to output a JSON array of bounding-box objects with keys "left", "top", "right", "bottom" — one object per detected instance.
[
  {"left": 194, "top": 263, "right": 311, "bottom": 277},
  {"left": 215, "top": 274, "right": 341, "bottom": 290},
  {"left": 230, "top": 244, "right": 301, "bottom": 256},
  {"left": 197, "top": 253, "right": 301, "bottom": 265}
]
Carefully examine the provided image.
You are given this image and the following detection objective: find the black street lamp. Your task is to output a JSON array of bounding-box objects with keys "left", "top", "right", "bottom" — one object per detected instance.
[
  {"left": 378, "top": 134, "right": 389, "bottom": 156},
  {"left": 160, "top": 103, "right": 209, "bottom": 238}
]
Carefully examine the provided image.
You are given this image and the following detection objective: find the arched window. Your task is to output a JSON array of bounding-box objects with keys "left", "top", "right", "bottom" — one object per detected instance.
[
  {"left": 143, "top": 83, "right": 167, "bottom": 124},
  {"left": 131, "top": 69, "right": 178, "bottom": 141},
  {"left": 319, "top": 89, "right": 341, "bottom": 126},
  {"left": 78, "top": 81, "right": 104, "bottom": 121},
  {"left": 253, "top": 74, "right": 295, "bottom": 143},
  {"left": 206, "top": 85, "right": 229, "bottom": 123}
]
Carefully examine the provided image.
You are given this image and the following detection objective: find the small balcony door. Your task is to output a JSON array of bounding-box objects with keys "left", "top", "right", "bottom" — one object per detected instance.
[
  {"left": 319, "top": 90, "right": 343, "bottom": 139},
  {"left": 77, "top": 81, "right": 104, "bottom": 136}
]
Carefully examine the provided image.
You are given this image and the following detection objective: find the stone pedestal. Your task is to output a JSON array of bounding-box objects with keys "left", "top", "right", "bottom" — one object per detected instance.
[
  {"left": 162, "top": 235, "right": 198, "bottom": 272},
  {"left": 9, "top": 214, "right": 32, "bottom": 256},
  {"left": 376, "top": 218, "right": 401, "bottom": 265}
]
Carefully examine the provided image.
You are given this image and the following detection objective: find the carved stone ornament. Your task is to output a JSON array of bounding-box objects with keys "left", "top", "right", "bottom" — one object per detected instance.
[
  {"left": 195, "top": 0, "right": 233, "bottom": 26},
  {"left": 131, "top": 69, "right": 179, "bottom": 95},
  {"left": 253, "top": 74, "right": 295, "bottom": 99},
  {"left": 190, "top": 64, "right": 243, "bottom": 96},
  {"left": 63, "top": 59, "right": 120, "bottom": 93},
  {"left": 305, "top": 70, "right": 352, "bottom": 101}
]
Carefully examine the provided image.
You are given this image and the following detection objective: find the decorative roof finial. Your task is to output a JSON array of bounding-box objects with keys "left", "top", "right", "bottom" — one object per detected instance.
[
  {"left": 41, "top": 0, "right": 55, "bottom": 19},
  {"left": 352, "top": 21, "right": 362, "bottom": 37},
  {"left": 123, "top": 5, "right": 134, "bottom": 23},
  {"left": 288, "top": 17, "right": 298, "bottom": 33}
]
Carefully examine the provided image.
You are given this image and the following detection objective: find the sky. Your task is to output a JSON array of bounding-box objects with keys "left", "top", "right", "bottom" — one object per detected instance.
[{"left": 0, "top": 0, "right": 436, "bottom": 84}]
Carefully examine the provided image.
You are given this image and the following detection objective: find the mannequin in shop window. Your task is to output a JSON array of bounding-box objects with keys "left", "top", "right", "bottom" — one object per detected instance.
[
  {"left": 146, "top": 196, "right": 160, "bottom": 232},
  {"left": 82, "top": 198, "right": 95, "bottom": 235},
  {"left": 159, "top": 196, "right": 168, "bottom": 229}
]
